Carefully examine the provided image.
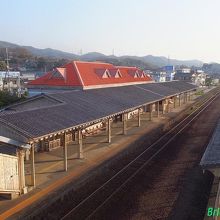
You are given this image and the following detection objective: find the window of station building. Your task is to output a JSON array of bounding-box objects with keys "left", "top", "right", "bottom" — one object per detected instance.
[
  {"left": 114, "top": 70, "right": 122, "bottom": 78},
  {"left": 103, "top": 70, "right": 111, "bottom": 78},
  {"left": 134, "top": 71, "right": 140, "bottom": 78},
  {"left": 128, "top": 70, "right": 140, "bottom": 78},
  {"left": 95, "top": 68, "right": 111, "bottom": 78}
]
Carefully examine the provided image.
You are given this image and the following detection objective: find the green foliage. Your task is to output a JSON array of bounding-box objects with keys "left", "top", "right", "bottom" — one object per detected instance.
[
  {"left": 23, "top": 90, "right": 29, "bottom": 97},
  {"left": 194, "top": 90, "right": 204, "bottom": 96},
  {"left": 37, "top": 57, "right": 46, "bottom": 69},
  {"left": 0, "top": 61, "right": 6, "bottom": 70},
  {"left": 205, "top": 78, "right": 212, "bottom": 86},
  {"left": 0, "top": 91, "right": 26, "bottom": 108},
  {"left": 203, "top": 63, "right": 220, "bottom": 74}
]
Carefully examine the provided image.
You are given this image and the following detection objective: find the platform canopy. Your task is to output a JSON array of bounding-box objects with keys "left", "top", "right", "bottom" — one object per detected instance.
[
  {"left": 200, "top": 120, "right": 220, "bottom": 169},
  {"left": 0, "top": 81, "right": 196, "bottom": 140}
]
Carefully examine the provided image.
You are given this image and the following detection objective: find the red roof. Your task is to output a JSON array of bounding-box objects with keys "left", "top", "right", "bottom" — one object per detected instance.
[{"left": 29, "top": 61, "right": 153, "bottom": 89}]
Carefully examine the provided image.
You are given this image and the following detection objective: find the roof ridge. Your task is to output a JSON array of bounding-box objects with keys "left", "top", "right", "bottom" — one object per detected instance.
[
  {"left": 73, "top": 61, "right": 85, "bottom": 86},
  {"left": 74, "top": 60, "right": 113, "bottom": 65}
]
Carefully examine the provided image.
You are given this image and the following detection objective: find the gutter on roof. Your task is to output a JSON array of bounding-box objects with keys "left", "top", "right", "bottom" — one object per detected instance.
[
  {"left": 0, "top": 136, "right": 31, "bottom": 149},
  {"left": 83, "top": 81, "right": 153, "bottom": 90}
]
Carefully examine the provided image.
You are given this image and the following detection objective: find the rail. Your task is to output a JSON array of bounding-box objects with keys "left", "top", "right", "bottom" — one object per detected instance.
[{"left": 61, "top": 89, "right": 220, "bottom": 220}]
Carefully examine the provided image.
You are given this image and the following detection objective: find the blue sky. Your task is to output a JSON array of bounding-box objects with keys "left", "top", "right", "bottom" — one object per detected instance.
[{"left": 1, "top": 0, "right": 220, "bottom": 62}]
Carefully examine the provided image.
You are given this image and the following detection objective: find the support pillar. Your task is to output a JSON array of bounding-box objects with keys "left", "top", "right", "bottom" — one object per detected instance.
[
  {"left": 18, "top": 150, "right": 25, "bottom": 193},
  {"left": 63, "top": 132, "right": 68, "bottom": 171},
  {"left": 162, "top": 101, "right": 165, "bottom": 114},
  {"left": 30, "top": 144, "right": 36, "bottom": 187},
  {"left": 179, "top": 94, "right": 181, "bottom": 106},
  {"left": 107, "top": 118, "right": 111, "bottom": 143},
  {"left": 183, "top": 93, "right": 186, "bottom": 104},
  {"left": 78, "top": 130, "right": 83, "bottom": 159},
  {"left": 74, "top": 132, "right": 77, "bottom": 141},
  {"left": 157, "top": 102, "right": 160, "bottom": 117},
  {"left": 149, "top": 104, "right": 152, "bottom": 121},
  {"left": 174, "top": 96, "right": 176, "bottom": 108},
  {"left": 138, "top": 109, "right": 141, "bottom": 127},
  {"left": 167, "top": 100, "right": 170, "bottom": 113},
  {"left": 123, "top": 113, "right": 127, "bottom": 135}
]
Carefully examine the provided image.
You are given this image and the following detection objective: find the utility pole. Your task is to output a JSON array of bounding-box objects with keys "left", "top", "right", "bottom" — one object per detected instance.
[{"left": 3, "top": 48, "right": 10, "bottom": 91}]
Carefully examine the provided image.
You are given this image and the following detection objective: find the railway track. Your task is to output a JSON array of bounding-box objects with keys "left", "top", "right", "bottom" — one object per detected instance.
[{"left": 61, "top": 88, "right": 220, "bottom": 220}]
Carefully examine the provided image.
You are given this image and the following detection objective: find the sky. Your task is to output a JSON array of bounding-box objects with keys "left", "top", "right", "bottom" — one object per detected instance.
[{"left": 0, "top": 0, "right": 220, "bottom": 63}]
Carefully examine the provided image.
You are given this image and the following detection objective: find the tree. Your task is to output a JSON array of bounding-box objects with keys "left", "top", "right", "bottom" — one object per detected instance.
[
  {"left": 37, "top": 57, "right": 46, "bottom": 70},
  {"left": 0, "top": 91, "right": 26, "bottom": 108},
  {"left": 0, "top": 61, "right": 6, "bottom": 71},
  {"left": 205, "top": 77, "right": 212, "bottom": 86}
]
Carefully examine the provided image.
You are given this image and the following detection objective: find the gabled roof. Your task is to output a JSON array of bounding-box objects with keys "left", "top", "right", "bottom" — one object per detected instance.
[
  {"left": 29, "top": 61, "right": 153, "bottom": 89},
  {"left": 29, "top": 62, "right": 82, "bottom": 87}
]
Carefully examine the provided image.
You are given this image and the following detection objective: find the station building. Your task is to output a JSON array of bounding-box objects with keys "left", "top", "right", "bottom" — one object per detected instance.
[
  {"left": 28, "top": 61, "right": 153, "bottom": 90},
  {"left": 0, "top": 61, "right": 197, "bottom": 198}
]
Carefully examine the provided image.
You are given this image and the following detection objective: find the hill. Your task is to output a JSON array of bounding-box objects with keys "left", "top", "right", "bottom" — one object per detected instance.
[
  {"left": 0, "top": 40, "right": 203, "bottom": 69},
  {"left": 202, "top": 63, "right": 220, "bottom": 76}
]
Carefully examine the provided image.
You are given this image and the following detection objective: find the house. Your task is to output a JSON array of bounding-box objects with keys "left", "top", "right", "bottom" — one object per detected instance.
[
  {"left": 28, "top": 61, "right": 153, "bottom": 91},
  {"left": 174, "top": 69, "right": 193, "bottom": 82},
  {"left": 150, "top": 72, "right": 166, "bottom": 82},
  {"left": 163, "top": 65, "right": 175, "bottom": 81},
  {"left": 174, "top": 68, "right": 208, "bottom": 87},
  {"left": 193, "top": 70, "right": 207, "bottom": 86},
  {"left": 0, "top": 71, "right": 21, "bottom": 93}
]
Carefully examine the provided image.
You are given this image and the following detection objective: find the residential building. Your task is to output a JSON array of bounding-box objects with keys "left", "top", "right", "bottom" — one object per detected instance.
[
  {"left": 0, "top": 71, "right": 21, "bottom": 93},
  {"left": 175, "top": 69, "right": 193, "bottom": 82},
  {"left": 174, "top": 68, "right": 208, "bottom": 86},
  {"left": 192, "top": 70, "right": 207, "bottom": 86},
  {"left": 150, "top": 72, "right": 166, "bottom": 82},
  {"left": 163, "top": 65, "right": 175, "bottom": 81}
]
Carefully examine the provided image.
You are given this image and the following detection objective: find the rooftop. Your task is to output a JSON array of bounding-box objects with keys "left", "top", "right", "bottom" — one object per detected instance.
[
  {"left": 0, "top": 81, "right": 196, "bottom": 141},
  {"left": 200, "top": 120, "right": 220, "bottom": 169},
  {"left": 28, "top": 61, "right": 153, "bottom": 89}
]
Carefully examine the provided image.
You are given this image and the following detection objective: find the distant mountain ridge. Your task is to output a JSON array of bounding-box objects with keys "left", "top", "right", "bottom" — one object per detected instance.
[{"left": 0, "top": 40, "right": 203, "bottom": 68}]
